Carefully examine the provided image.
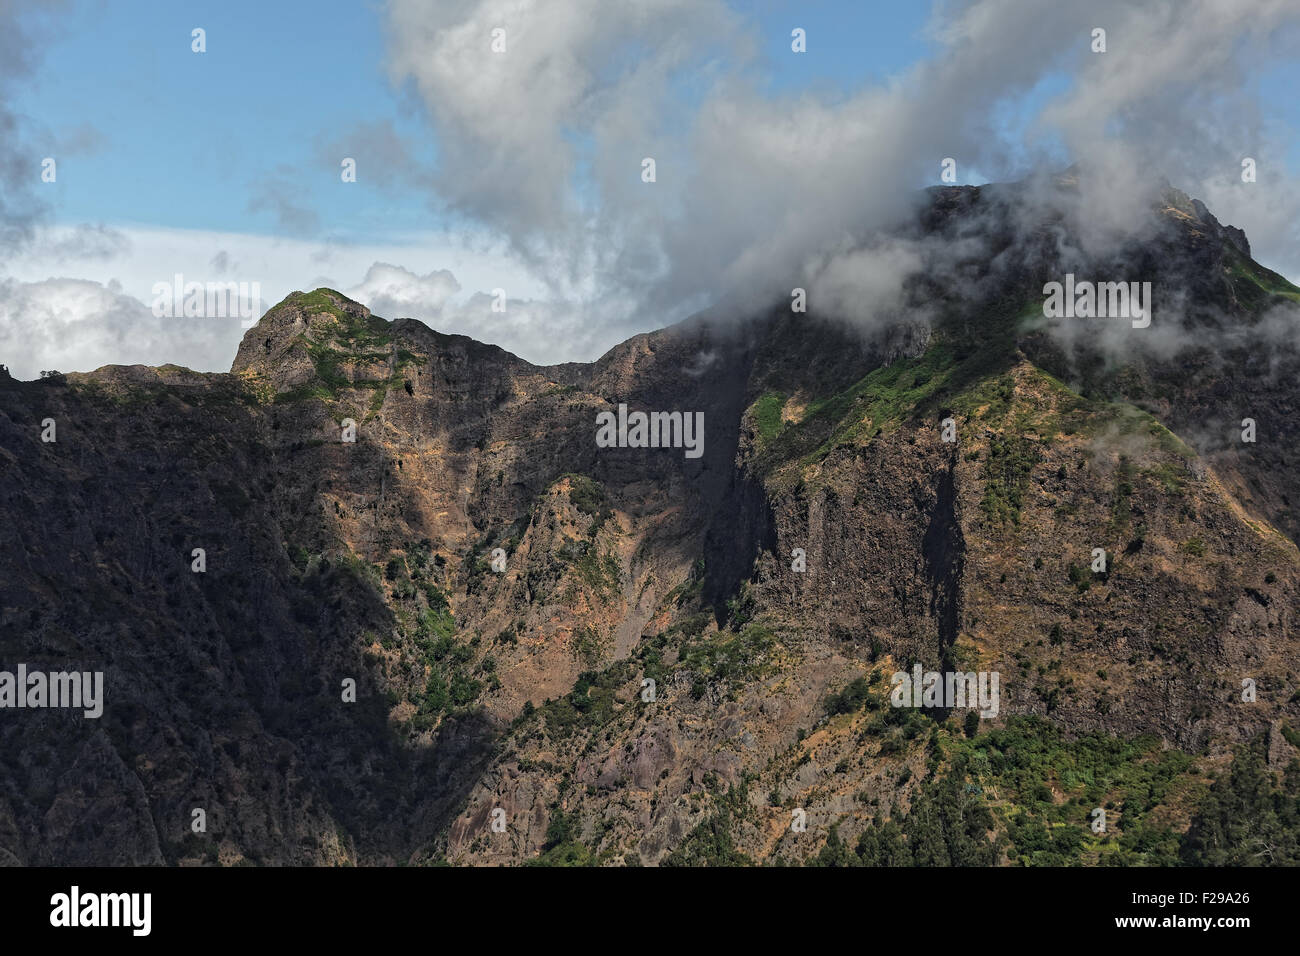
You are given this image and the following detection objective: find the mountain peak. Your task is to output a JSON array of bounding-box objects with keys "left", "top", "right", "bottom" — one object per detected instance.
[
  {"left": 231, "top": 287, "right": 390, "bottom": 383},
  {"left": 233, "top": 288, "right": 372, "bottom": 366}
]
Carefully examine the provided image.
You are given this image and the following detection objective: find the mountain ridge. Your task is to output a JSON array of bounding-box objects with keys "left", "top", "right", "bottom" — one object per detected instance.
[{"left": 3, "top": 176, "right": 1300, "bottom": 866}]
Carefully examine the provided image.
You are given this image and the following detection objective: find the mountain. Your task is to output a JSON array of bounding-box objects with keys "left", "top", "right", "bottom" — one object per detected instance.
[{"left": 2, "top": 174, "right": 1299, "bottom": 866}]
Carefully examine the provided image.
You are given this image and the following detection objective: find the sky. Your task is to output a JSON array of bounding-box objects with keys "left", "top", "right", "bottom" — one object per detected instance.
[{"left": 1, "top": 0, "right": 1299, "bottom": 379}]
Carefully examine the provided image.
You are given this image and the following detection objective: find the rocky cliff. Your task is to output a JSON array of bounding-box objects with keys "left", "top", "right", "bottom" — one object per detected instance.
[{"left": 2, "top": 174, "right": 1298, "bottom": 866}]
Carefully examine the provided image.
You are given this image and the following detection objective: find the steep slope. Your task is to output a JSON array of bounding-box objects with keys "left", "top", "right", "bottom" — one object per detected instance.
[
  {"left": 2, "top": 175, "right": 1299, "bottom": 867},
  {"left": 431, "top": 177, "right": 1300, "bottom": 865}
]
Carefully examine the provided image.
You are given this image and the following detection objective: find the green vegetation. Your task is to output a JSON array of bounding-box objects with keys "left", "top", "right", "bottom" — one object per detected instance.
[
  {"left": 273, "top": 381, "right": 336, "bottom": 404},
  {"left": 518, "top": 615, "right": 718, "bottom": 746},
  {"left": 423, "top": 582, "right": 449, "bottom": 610},
  {"left": 410, "top": 622, "right": 482, "bottom": 723},
  {"left": 813, "top": 715, "right": 1200, "bottom": 867},
  {"left": 527, "top": 808, "right": 594, "bottom": 866},
  {"left": 570, "top": 626, "right": 611, "bottom": 667},
  {"left": 339, "top": 550, "right": 382, "bottom": 589},
  {"left": 573, "top": 543, "right": 621, "bottom": 596},
  {"left": 751, "top": 391, "right": 786, "bottom": 444},
  {"left": 678, "top": 622, "right": 781, "bottom": 697},
  {"left": 823, "top": 675, "right": 876, "bottom": 716},
  {"left": 268, "top": 290, "right": 427, "bottom": 407},
  {"left": 1181, "top": 742, "right": 1300, "bottom": 865},
  {"left": 537, "top": 662, "right": 632, "bottom": 739},
  {"left": 980, "top": 433, "right": 1040, "bottom": 527},
  {"left": 838, "top": 772, "right": 1000, "bottom": 866},
  {"left": 661, "top": 784, "right": 754, "bottom": 867},
  {"left": 752, "top": 299, "right": 1093, "bottom": 490},
  {"left": 955, "top": 718, "right": 1195, "bottom": 866},
  {"left": 761, "top": 339, "right": 961, "bottom": 470},
  {"left": 394, "top": 582, "right": 490, "bottom": 727},
  {"left": 1146, "top": 460, "right": 1186, "bottom": 496},
  {"left": 660, "top": 561, "right": 706, "bottom": 610},
  {"left": 1225, "top": 248, "right": 1300, "bottom": 310},
  {"left": 541, "top": 383, "right": 579, "bottom": 398},
  {"left": 1067, "top": 563, "right": 1092, "bottom": 593},
  {"left": 293, "top": 290, "right": 394, "bottom": 348},
  {"left": 396, "top": 348, "right": 426, "bottom": 367},
  {"left": 283, "top": 288, "right": 349, "bottom": 319},
  {"left": 417, "top": 605, "right": 456, "bottom": 643},
  {"left": 565, "top": 474, "right": 613, "bottom": 528}
]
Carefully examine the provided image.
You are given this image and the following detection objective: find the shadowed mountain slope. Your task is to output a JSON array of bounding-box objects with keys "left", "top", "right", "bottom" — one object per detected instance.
[{"left": 2, "top": 175, "right": 1299, "bottom": 866}]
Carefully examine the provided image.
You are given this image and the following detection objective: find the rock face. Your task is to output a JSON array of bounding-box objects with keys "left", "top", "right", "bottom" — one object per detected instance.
[{"left": 1, "top": 177, "right": 1299, "bottom": 866}]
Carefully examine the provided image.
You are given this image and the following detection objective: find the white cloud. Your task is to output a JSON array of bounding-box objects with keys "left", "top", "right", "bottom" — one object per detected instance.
[
  {"left": 346, "top": 261, "right": 462, "bottom": 318},
  {"left": 0, "top": 277, "right": 240, "bottom": 380},
  {"left": 340, "top": 260, "right": 627, "bottom": 365},
  {"left": 5, "top": 0, "right": 1300, "bottom": 381},
  {"left": 382, "top": 0, "right": 1300, "bottom": 334},
  {"left": 0, "top": 225, "right": 619, "bottom": 377}
]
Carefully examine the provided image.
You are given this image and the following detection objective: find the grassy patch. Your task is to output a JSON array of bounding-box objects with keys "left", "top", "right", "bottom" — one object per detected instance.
[
  {"left": 752, "top": 391, "right": 786, "bottom": 444},
  {"left": 756, "top": 339, "right": 962, "bottom": 474},
  {"left": 1225, "top": 248, "right": 1300, "bottom": 309}
]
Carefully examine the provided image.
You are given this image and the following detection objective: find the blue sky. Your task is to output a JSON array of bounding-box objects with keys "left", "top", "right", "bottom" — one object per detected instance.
[
  {"left": 19, "top": 0, "right": 434, "bottom": 238},
  {"left": 15, "top": 0, "right": 1300, "bottom": 246},
  {"left": 3, "top": 0, "right": 1299, "bottom": 379},
  {"left": 15, "top": 0, "right": 947, "bottom": 238}
]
